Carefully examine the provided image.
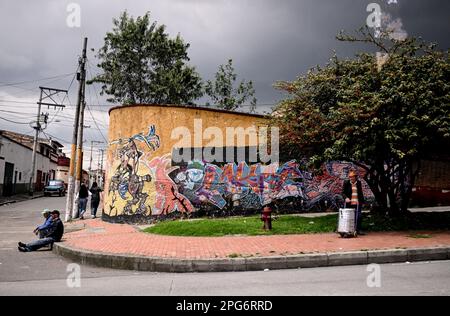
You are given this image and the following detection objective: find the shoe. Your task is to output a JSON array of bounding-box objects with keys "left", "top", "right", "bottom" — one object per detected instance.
[
  {"left": 18, "top": 246, "right": 28, "bottom": 252},
  {"left": 18, "top": 242, "right": 26, "bottom": 248}
]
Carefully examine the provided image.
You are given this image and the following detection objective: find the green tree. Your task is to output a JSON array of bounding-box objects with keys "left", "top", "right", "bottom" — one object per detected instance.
[
  {"left": 273, "top": 27, "right": 450, "bottom": 216},
  {"left": 90, "top": 11, "right": 203, "bottom": 105},
  {"left": 205, "top": 59, "right": 257, "bottom": 112}
]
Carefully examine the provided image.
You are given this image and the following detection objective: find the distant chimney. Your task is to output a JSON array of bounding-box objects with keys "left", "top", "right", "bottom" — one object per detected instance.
[{"left": 376, "top": 52, "right": 389, "bottom": 72}]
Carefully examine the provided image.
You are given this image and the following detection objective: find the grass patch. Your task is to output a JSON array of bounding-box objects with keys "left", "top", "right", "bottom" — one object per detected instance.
[
  {"left": 144, "top": 214, "right": 338, "bottom": 237},
  {"left": 143, "top": 211, "right": 450, "bottom": 237}
]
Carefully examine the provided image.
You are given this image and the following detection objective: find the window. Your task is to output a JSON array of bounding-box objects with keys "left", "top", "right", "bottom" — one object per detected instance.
[{"left": 19, "top": 172, "right": 22, "bottom": 181}]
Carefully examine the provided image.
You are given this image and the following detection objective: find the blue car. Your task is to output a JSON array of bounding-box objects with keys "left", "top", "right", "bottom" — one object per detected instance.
[{"left": 44, "top": 180, "right": 66, "bottom": 197}]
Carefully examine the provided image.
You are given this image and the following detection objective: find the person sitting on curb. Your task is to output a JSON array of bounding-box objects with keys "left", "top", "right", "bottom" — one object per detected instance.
[
  {"left": 33, "top": 209, "right": 53, "bottom": 239},
  {"left": 18, "top": 210, "right": 64, "bottom": 252}
]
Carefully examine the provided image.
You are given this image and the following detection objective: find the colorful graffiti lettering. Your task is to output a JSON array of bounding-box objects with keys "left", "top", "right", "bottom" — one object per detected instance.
[{"left": 173, "top": 160, "right": 307, "bottom": 210}]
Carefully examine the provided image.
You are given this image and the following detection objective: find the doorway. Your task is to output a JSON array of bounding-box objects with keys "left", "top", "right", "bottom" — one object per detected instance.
[{"left": 3, "top": 162, "right": 14, "bottom": 197}]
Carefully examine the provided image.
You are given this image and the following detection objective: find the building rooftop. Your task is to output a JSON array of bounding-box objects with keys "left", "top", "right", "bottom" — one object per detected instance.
[
  {"left": 0, "top": 130, "right": 64, "bottom": 151},
  {"left": 108, "top": 104, "right": 268, "bottom": 119}
]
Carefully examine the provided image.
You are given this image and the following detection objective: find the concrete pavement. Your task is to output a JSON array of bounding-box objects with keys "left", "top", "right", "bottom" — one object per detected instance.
[
  {"left": 0, "top": 192, "right": 44, "bottom": 207},
  {"left": 1, "top": 259, "right": 450, "bottom": 296}
]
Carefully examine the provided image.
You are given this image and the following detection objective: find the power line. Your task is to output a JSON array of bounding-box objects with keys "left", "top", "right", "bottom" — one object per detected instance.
[
  {"left": 0, "top": 109, "right": 36, "bottom": 116},
  {"left": 86, "top": 61, "right": 109, "bottom": 143},
  {"left": 0, "top": 100, "right": 38, "bottom": 105},
  {"left": 87, "top": 102, "right": 108, "bottom": 143},
  {"left": 0, "top": 116, "right": 32, "bottom": 125},
  {"left": 45, "top": 70, "right": 79, "bottom": 129},
  {"left": 0, "top": 73, "right": 76, "bottom": 88},
  {"left": 0, "top": 106, "right": 108, "bottom": 127},
  {"left": 86, "top": 62, "right": 110, "bottom": 122},
  {"left": 42, "top": 130, "right": 71, "bottom": 145}
]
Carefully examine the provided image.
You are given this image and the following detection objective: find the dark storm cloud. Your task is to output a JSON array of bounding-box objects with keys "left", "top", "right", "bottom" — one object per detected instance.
[{"left": 0, "top": 0, "right": 449, "bottom": 149}]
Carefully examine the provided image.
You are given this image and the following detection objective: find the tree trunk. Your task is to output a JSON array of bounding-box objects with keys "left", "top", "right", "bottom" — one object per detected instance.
[
  {"left": 365, "top": 168, "right": 388, "bottom": 214},
  {"left": 399, "top": 160, "right": 421, "bottom": 213}
]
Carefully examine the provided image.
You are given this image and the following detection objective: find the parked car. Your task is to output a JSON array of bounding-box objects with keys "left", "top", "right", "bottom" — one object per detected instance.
[{"left": 44, "top": 180, "right": 66, "bottom": 197}]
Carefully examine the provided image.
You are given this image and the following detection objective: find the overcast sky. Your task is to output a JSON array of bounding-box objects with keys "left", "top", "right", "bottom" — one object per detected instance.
[{"left": 0, "top": 0, "right": 449, "bottom": 166}]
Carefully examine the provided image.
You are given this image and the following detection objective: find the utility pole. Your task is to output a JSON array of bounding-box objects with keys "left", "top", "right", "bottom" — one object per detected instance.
[
  {"left": 96, "top": 150, "right": 101, "bottom": 183},
  {"left": 98, "top": 149, "right": 105, "bottom": 188},
  {"left": 72, "top": 99, "right": 86, "bottom": 218},
  {"left": 65, "top": 37, "right": 88, "bottom": 222},
  {"left": 99, "top": 149, "right": 105, "bottom": 188},
  {"left": 89, "top": 140, "right": 103, "bottom": 186},
  {"left": 29, "top": 87, "right": 67, "bottom": 196}
]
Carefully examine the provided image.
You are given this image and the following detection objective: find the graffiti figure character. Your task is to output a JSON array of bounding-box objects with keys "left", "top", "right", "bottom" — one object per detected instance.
[{"left": 109, "top": 126, "right": 160, "bottom": 215}]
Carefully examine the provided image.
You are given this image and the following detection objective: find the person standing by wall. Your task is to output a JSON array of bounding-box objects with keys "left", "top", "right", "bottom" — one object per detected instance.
[
  {"left": 342, "top": 170, "right": 365, "bottom": 234},
  {"left": 78, "top": 182, "right": 89, "bottom": 220},
  {"left": 89, "top": 182, "right": 102, "bottom": 219}
]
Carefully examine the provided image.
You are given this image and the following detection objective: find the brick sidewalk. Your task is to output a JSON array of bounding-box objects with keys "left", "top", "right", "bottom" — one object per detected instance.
[{"left": 62, "top": 219, "right": 450, "bottom": 259}]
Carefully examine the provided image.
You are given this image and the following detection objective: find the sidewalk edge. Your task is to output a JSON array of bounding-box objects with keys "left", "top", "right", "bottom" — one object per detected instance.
[{"left": 53, "top": 243, "right": 450, "bottom": 273}]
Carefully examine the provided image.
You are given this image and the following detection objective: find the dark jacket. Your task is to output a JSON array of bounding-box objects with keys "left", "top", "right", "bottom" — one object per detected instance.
[
  {"left": 342, "top": 180, "right": 365, "bottom": 206},
  {"left": 46, "top": 218, "right": 64, "bottom": 242},
  {"left": 90, "top": 187, "right": 102, "bottom": 202},
  {"left": 79, "top": 185, "right": 89, "bottom": 199}
]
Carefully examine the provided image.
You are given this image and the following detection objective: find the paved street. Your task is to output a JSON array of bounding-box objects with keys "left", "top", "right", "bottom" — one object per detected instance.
[{"left": 1, "top": 197, "right": 449, "bottom": 296}]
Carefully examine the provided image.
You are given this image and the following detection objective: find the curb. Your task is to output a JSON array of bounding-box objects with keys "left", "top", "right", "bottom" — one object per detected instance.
[
  {"left": 0, "top": 194, "right": 45, "bottom": 207},
  {"left": 53, "top": 243, "right": 450, "bottom": 273}
]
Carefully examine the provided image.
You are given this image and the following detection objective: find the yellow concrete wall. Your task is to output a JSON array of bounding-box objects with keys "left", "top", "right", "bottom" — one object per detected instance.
[{"left": 104, "top": 105, "right": 268, "bottom": 221}]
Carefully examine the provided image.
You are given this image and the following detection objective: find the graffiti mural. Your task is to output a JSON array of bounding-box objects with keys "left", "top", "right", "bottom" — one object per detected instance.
[
  {"left": 108, "top": 126, "right": 161, "bottom": 216},
  {"left": 172, "top": 160, "right": 307, "bottom": 210},
  {"left": 145, "top": 155, "right": 195, "bottom": 216},
  {"left": 302, "top": 162, "right": 374, "bottom": 211},
  {"left": 105, "top": 127, "right": 374, "bottom": 223}
]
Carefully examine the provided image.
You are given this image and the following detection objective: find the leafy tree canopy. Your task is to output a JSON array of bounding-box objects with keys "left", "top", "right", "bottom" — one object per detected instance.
[
  {"left": 90, "top": 11, "right": 203, "bottom": 105},
  {"left": 273, "top": 27, "right": 450, "bottom": 215},
  {"left": 205, "top": 59, "right": 257, "bottom": 112}
]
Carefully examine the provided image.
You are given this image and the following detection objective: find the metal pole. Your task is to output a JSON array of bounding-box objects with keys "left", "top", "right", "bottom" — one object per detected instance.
[
  {"left": 96, "top": 150, "right": 100, "bottom": 184},
  {"left": 89, "top": 141, "right": 94, "bottom": 187},
  {"left": 72, "top": 99, "right": 86, "bottom": 218},
  {"left": 99, "top": 149, "right": 105, "bottom": 188},
  {"left": 89, "top": 141, "right": 103, "bottom": 187},
  {"left": 65, "top": 37, "right": 87, "bottom": 222},
  {"left": 29, "top": 89, "right": 43, "bottom": 196}
]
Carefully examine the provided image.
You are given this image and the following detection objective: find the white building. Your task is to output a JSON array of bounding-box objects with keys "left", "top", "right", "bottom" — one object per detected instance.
[{"left": 0, "top": 130, "right": 64, "bottom": 197}]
